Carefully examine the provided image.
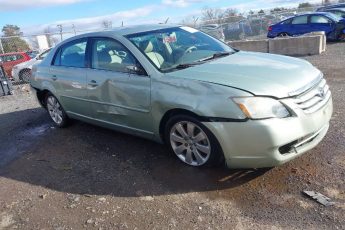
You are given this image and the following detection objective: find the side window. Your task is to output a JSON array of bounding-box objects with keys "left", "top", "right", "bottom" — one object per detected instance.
[
  {"left": 310, "top": 16, "right": 330, "bottom": 24},
  {"left": 291, "top": 16, "right": 308, "bottom": 24},
  {"left": 54, "top": 39, "right": 87, "bottom": 68},
  {"left": 281, "top": 19, "right": 292, "bottom": 25},
  {"left": 91, "top": 38, "right": 139, "bottom": 73},
  {"left": 16, "top": 54, "right": 23, "bottom": 60}
]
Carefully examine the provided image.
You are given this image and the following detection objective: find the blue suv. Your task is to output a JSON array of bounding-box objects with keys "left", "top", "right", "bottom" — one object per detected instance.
[{"left": 267, "top": 12, "right": 345, "bottom": 41}]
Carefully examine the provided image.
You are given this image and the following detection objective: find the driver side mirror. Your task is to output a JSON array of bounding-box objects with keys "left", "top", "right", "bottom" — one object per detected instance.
[{"left": 126, "top": 65, "right": 147, "bottom": 76}]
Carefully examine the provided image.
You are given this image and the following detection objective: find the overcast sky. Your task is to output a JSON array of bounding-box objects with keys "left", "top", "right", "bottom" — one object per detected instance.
[{"left": 0, "top": 0, "right": 322, "bottom": 35}]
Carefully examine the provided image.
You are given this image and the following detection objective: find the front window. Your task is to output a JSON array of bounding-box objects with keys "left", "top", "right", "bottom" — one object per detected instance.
[
  {"left": 310, "top": 16, "right": 331, "bottom": 24},
  {"left": 91, "top": 38, "right": 139, "bottom": 73},
  {"left": 126, "top": 27, "right": 234, "bottom": 72}
]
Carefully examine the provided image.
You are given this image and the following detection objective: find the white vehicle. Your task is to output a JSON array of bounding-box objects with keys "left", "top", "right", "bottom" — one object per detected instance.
[
  {"left": 198, "top": 24, "right": 225, "bottom": 41},
  {"left": 12, "top": 48, "right": 51, "bottom": 82}
]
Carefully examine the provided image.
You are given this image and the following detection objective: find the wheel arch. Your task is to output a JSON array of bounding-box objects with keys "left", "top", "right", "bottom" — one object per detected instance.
[{"left": 158, "top": 108, "right": 202, "bottom": 143}]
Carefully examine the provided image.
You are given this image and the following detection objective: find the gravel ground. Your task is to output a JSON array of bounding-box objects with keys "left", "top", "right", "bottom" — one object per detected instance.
[{"left": 0, "top": 43, "right": 344, "bottom": 230}]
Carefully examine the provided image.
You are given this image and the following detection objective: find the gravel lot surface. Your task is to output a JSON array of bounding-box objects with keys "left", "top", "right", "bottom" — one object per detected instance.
[{"left": 0, "top": 43, "right": 344, "bottom": 230}]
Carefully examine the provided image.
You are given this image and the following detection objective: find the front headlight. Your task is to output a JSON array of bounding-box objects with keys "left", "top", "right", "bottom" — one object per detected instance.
[{"left": 233, "top": 97, "right": 290, "bottom": 119}]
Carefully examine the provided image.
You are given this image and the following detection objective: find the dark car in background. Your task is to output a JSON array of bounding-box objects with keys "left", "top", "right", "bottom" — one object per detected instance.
[
  {"left": 317, "top": 3, "right": 345, "bottom": 12},
  {"left": 267, "top": 12, "right": 345, "bottom": 41},
  {"left": 0, "top": 52, "right": 31, "bottom": 79},
  {"left": 321, "top": 8, "right": 345, "bottom": 18},
  {"left": 223, "top": 20, "right": 253, "bottom": 40}
]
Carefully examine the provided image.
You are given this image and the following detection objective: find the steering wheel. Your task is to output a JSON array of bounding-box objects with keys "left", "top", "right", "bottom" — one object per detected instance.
[{"left": 184, "top": 46, "right": 197, "bottom": 54}]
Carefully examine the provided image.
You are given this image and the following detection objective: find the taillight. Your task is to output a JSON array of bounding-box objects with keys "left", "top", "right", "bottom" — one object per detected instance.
[{"left": 268, "top": 26, "right": 273, "bottom": 31}]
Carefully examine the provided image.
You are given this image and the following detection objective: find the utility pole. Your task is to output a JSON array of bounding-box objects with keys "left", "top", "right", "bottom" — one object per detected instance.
[
  {"left": 0, "top": 38, "right": 4, "bottom": 54},
  {"left": 72, "top": 24, "right": 76, "bottom": 36},
  {"left": 57, "top": 24, "right": 63, "bottom": 41}
]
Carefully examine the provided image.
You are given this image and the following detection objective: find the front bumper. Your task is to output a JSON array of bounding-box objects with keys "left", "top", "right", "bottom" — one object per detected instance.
[{"left": 203, "top": 97, "right": 333, "bottom": 168}]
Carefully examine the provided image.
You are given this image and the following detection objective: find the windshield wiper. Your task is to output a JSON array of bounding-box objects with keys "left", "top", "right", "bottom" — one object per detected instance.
[
  {"left": 197, "top": 51, "right": 233, "bottom": 62},
  {"left": 165, "top": 62, "right": 202, "bottom": 71}
]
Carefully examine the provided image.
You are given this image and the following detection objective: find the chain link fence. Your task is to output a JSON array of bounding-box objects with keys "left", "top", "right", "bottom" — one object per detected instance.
[{"left": 193, "top": 7, "right": 318, "bottom": 41}]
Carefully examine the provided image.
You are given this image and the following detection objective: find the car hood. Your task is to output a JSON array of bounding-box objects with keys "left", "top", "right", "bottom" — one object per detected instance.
[{"left": 165, "top": 51, "right": 321, "bottom": 98}]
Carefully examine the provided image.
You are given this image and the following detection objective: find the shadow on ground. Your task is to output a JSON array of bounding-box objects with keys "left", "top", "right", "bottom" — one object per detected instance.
[{"left": 0, "top": 109, "right": 269, "bottom": 198}]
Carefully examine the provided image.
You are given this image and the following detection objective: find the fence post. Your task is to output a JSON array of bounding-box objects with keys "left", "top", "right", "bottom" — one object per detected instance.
[{"left": 0, "top": 38, "right": 4, "bottom": 54}]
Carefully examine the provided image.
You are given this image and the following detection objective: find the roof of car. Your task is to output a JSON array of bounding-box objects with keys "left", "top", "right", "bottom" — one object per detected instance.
[
  {"left": 0, "top": 52, "right": 28, "bottom": 56},
  {"left": 107, "top": 24, "right": 180, "bottom": 35},
  {"left": 323, "top": 7, "right": 345, "bottom": 11},
  {"left": 58, "top": 24, "right": 186, "bottom": 45}
]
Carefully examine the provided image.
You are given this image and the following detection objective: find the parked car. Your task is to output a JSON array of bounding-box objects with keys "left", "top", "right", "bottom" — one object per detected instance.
[
  {"left": 320, "top": 8, "right": 345, "bottom": 18},
  {"left": 317, "top": 3, "right": 345, "bottom": 11},
  {"left": 31, "top": 25, "right": 332, "bottom": 168},
  {"left": 223, "top": 20, "right": 253, "bottom": 40},
  {"left": 0, "top": 52, "right": 31, "bottom": 79},
  {"left": 197, "top": 24, "right": 225, "bottom": 41},
  {"left": 267, "top": 12, "right": 345, "bottom": 41},
  {"left": 12, "top": 48, "right": 52, "bottom": 82}
]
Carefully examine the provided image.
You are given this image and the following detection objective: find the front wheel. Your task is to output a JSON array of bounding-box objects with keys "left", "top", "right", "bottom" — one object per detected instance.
[
  {"left": 45, "top": 93, "right": 69, "bottom": 128},
  {"left": 19, "top": 69, "right": 31, "bottom": 83},
  {"left": 165, "top": 115, "right": 224, "bottom": 167}
]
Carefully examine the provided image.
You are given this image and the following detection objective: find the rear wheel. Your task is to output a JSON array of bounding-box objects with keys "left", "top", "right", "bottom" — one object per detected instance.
[
  {"left": 278, "top": 32, "right": 289, "bottom": 37},
  {"left": 45, "top": 93, "right": 69, "bottom": 128},
  {"left": 19, "top": 69, "right": 31, "bottom": 83},
  {"left": 165, "top": 115, "right": 224, "bottom": 167}
]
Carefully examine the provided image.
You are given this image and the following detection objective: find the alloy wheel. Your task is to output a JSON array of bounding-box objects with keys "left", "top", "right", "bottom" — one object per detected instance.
[
  {"left": 47, "top": 96, "right": 63, "bottom": 125},
  {"left": 170, "top": 121, "right": 211, "bottom": 166}
]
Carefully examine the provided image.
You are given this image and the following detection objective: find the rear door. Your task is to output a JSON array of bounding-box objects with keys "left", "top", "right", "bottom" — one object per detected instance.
[
  {"left": 49, "top": 38, "right": 90, "bottom": 116},
  {"left": 309, "top": 15, "right": 335, "bottom": 35},
  {"left": 86, "top": 37, "right": 152, "bottom": 133},
  {"left": 290, "top": 15, "right": 310, "bottom": 35}
]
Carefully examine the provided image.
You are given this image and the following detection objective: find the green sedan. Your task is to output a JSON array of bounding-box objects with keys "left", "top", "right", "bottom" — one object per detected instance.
[{"left": 30, "top": 24, "right": 333, "bottom": 168}]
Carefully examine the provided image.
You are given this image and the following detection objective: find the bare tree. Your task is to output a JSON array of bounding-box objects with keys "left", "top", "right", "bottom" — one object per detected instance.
[
  {"left": 102, "top": 20, "right": 113, "bottom": 29},
  {"left": 201, "top": 7, "right": 224, "bottom": 24}
]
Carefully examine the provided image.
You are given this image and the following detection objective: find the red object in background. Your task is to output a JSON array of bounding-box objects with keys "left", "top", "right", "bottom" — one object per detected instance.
[{"left": 0, "top": 52, "right": 31, "bottom": 79}]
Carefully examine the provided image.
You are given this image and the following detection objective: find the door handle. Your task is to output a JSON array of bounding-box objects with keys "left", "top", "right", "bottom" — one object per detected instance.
[
  {"left": 88, "top": 80, "right": 98, "bottom": 87},
  {"left": 51, "top": 75, "right": 57, "bottom": 81}
]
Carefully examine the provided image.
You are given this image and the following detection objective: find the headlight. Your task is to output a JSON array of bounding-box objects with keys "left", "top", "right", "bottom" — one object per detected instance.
[{"left": 233, "top": 97, "right": 290, "bottom": 119}]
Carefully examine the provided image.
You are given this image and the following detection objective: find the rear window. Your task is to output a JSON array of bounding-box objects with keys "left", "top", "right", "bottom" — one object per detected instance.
[
  {"left": 292, "top": 16, "right": 308, "bottom": 24},
  {"left": 0, "top": 54, "right": 22, "bottom": 62},
  {"left": 53, "top": 39, "right": 87, "bottom": 68}
]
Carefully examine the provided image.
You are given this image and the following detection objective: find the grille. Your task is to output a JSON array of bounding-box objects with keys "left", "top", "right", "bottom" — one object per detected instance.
[{"left": 293, "top": 78, "right": 331, "bottom": 114}]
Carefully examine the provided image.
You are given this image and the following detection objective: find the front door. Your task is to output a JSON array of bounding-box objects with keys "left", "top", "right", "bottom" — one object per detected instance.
[
  {"left": 309, "top": 15, "right": 334, "bottom": 35},
  {"left": 86, "top": 37, "right": 152, "bottom": 134}
]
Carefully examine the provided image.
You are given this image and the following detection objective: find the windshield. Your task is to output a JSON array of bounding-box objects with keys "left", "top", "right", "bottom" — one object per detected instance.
[{"left": 126, "top": 26, "right": 234, "bottom": 72}]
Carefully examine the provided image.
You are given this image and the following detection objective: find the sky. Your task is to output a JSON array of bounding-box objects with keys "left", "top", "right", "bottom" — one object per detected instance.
[{"left": 0, "top": 0, "right": 322, "bottom": 35}]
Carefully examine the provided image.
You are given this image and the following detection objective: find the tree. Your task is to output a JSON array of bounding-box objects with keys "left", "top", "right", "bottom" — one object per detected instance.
[
  {"left": 201, "top": 7, "right": 223, "bottom": 24},
  {"left": 298, "top": 2, "right": 312, "bottom": 8},
  {"left": 323, "top": 0, "right": 331, "bottom": 5},
  {"left": 258, "top": 9, "right": 265, "bottom": 15},
  {"left": 102, "top": 20, "right": 112, "bottom": 29},
  {"left": 1, "top": 25, "right": 29, "bottom": 53}
]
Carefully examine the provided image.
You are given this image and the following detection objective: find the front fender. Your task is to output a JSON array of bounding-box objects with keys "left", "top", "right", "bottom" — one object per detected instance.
[{"left": 150, "top": 76, "right": 252, "bottom": 140}]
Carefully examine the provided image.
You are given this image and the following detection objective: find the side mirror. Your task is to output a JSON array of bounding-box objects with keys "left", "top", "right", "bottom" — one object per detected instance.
[{"left": 126, "top": 65, "right": 147, "bottom": 76}]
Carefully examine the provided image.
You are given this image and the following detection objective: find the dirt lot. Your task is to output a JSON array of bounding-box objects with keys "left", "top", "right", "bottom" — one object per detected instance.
[{"left": 0, "top": 43, "right": 344, "bottom": 230}]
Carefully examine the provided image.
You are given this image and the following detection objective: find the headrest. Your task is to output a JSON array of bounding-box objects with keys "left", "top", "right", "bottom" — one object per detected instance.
[{"left": 139, "top": 40, "right": 153, "bottom": 53}]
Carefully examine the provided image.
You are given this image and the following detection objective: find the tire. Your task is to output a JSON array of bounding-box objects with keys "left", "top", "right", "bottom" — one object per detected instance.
[
  {"left": 164, "top": 115, "right": 224, "bottom": 167},
  {"left": 45, "top": 93, "right": 69, "bottom": 128},
  {"left": 278, "top": 32, "right": 289, "bottom": 37},
  {"left": 19, "top": 69, "right": 31, "bottom": 83}
]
